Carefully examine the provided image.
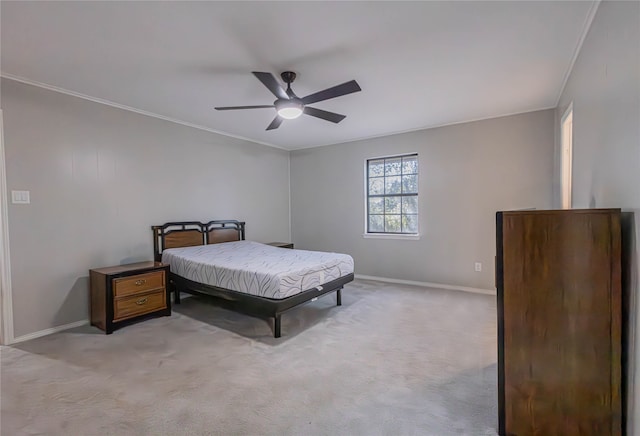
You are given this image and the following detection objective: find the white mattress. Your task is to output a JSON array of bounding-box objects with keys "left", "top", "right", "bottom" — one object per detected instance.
[{"left": 161, "top": 241, "right": 354, "bottom": 299}]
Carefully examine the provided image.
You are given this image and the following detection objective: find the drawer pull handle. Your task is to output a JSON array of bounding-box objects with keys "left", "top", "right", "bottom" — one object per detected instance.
[
  {"left": 135, "top": 279, "right": 146, "bottom": 286},
  {"left": 136, "top": 297, "right": 148, "bottom": 305}
]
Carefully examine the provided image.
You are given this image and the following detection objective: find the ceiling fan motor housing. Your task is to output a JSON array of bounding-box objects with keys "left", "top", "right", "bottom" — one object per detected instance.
[{"left": 281, "top": 71, "right": 297, "bottom": 84}]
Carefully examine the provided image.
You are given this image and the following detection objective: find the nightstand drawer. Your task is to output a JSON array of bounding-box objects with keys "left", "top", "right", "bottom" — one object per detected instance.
[
  {"left": 113, "top": 271, "right": 165, "bottom": 297},
  {"left": 113, "top": 290, "right": 166, "bottom": 321}
]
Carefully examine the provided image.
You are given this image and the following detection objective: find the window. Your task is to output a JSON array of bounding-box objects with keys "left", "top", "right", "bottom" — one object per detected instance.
[{"left": 366, "top": 153, "right": 418, "bottom": 234}]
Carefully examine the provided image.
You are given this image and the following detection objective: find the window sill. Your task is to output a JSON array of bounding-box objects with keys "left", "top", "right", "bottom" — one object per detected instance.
[{"left": 362, "top": 233, "right": 421, "bottom": 241}]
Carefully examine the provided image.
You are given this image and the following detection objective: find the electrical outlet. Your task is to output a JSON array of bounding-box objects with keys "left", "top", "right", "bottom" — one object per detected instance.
[{"left": 475, "top": 262, "right": 482, "bottom": 272}]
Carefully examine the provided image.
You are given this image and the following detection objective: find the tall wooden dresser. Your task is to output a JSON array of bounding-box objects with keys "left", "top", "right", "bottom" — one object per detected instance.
[{"left": 496, "top": 209, "right": 622, "bottom": 436}]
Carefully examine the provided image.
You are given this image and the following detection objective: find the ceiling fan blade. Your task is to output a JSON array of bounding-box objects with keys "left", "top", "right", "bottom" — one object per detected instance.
[
  {"left": 266, "top": 116, "right": 283, "bottom": 130},
  {"left": 303, "top": 106, "right": 347, "bottom": 123},
  {"left": 253, "top": 72, "right": 288, "bottom": 100},
  {"left": 215, "top": 105, "right": 274, "bottom": 110},
  {"left": 301, "top": 80, "right": 361, "bottom": 105}
]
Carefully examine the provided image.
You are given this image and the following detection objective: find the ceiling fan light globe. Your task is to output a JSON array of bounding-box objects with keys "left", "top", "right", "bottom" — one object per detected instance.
[
  {"left": 274, "top": 99, "right": 304, "bottom": 119},
  {"left": 277, "top": 107, "right": 303, "bottom": 119}
]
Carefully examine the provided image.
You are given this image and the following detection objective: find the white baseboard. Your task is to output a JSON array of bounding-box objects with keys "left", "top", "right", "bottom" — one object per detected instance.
[
  {"left": 354, "top": 274, "right": 495, "bottom": 295},
  {"left": 11, "top": 292, "right": 192, "bottom": 344},
  {"left": 11, "top": 319, "right": 90, "bottom": 344},
  {"left": 8, "top": 279, "right": 491, "bottom": 344}
]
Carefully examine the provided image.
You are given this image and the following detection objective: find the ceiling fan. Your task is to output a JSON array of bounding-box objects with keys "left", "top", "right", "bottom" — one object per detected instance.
[{"left": 215, "top": 71, "right": 362, "bottom": 130}]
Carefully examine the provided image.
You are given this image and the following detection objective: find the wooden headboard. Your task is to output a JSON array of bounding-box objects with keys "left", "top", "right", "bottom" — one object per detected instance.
[{"left": 152, "top": 220, "right": 246, "bottom": 262}]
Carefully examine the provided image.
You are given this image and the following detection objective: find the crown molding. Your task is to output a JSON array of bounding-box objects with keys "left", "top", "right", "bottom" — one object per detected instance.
[
  {"left": 0, "top": 73, "right": 287, "bottom": 151},
  {"left": 554, "top": 0, "right": 601, "bottom": 107}
]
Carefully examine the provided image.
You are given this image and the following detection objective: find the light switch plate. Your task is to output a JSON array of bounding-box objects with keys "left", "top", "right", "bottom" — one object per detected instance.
[{"left": 11, "top": 190, "right": 30, "bottom": 204}]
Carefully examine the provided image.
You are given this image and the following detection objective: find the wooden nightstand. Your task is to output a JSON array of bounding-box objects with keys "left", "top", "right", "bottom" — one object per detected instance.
[
  {"left": 266, "top": 242, "right": 294, "bottom": 249},
  {"left": 90, "top": 261, "right": 171, "bottom": 334}
]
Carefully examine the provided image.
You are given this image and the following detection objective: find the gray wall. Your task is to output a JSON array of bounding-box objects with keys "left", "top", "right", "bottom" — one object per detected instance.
[
  {"left": 1, "top": 78, "right": 290, "bottom": 338},
  {"left": 554, "top": 1, "right": 640, "bottom": 432},
  {"left": 290, "top": 109, "right": 554, "bottom": 290}
]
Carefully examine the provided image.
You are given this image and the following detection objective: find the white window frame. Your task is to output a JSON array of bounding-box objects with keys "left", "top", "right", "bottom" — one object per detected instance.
[{"left": 363, "top": 153, "right": 420, "bottom": 240}]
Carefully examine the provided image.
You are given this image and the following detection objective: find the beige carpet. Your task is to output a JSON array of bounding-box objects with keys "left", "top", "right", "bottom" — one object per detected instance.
[{"left": 1, "top": 279, "right": 498, "bottom": 435}]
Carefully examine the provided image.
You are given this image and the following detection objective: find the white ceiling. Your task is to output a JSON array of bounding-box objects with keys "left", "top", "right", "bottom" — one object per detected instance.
[{"left": 1, "top": 1, "right": 596, "bottom": 150}]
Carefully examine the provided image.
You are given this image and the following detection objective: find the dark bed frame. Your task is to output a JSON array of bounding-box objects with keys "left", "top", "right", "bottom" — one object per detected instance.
[{"left": 152, "top": 220, "right": 354, "bottom": 338}]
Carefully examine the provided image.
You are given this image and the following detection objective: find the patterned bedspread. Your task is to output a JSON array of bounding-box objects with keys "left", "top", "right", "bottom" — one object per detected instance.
[{"left": 161, "top": 241, "right": 354, "bottom": 299}]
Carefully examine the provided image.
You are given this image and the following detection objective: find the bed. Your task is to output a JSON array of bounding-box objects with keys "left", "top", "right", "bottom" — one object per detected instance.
[{"left": 152, "top": 220, "right": 354, "bottom": 337}]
